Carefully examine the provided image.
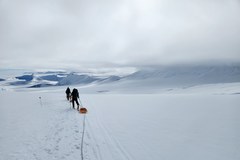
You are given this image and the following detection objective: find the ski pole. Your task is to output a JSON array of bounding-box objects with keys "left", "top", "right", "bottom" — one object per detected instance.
[{"left": 78, "top": 97, "right": 83, "bottom": 107}]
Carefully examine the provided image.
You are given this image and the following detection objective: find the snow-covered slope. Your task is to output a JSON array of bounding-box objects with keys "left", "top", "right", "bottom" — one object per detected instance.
[
  {"left": 125, "top": 65, "right": 240, "bottom": 85},
  {"left": 16, "top": 74, "right": 34, "bottom": 81},
  {"left": 38, "top": 75, "right": 64, "bottom": 82},
  {"left": 1, "top": 65, "right": 240, "bottom": 93},
  {"left": 1, "top": 66, "right": 240, "bottom": 159},
  {"left": 74, "top": 65, "right": 240, "bottom": 94},
  {"left": 57, "top": 73, "right": 100, "bottom": 86},
  {"left": 0, "top": 85, "right": 239, "bottom": 160}
]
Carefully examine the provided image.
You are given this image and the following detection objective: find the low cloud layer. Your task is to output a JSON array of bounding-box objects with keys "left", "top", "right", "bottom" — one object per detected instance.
[{"left": 1, "top": 0, "right": 240, "bottom": 69}]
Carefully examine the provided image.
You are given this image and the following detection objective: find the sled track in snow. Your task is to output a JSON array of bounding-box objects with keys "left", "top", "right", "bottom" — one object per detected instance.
[
  {"left": 85, "top": 116, "right": 103, "bottom": 160},
  {"left": 28, "top": 99, "right": 85, "bottom": 160},
  {"left": 86, "top": 104, "right": 134, "bottom": 160},
  {"left": 23, "top": 97, "right": 133, "bottom": 160}
]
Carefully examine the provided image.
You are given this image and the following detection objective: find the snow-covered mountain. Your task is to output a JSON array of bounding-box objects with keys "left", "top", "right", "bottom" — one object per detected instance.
[
  {"left": 1, "top": 66, "right": 240, "bottom": 160},
  {"left": 16, "top": 74, "right": 34, "bottom": 81},
  {"left": 124, "top": 65, "right": 240, "bottom": 86},
  {"left": 57, "top": 73, "right": 100, "bottom": 86},
  {"left": 1, "top": 64, "right": 240, "bottom": 91}
]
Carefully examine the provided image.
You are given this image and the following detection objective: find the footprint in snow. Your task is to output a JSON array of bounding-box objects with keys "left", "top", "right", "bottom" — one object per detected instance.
[{"left": 75, "top": 145, "right": 80, "bottom": 150}]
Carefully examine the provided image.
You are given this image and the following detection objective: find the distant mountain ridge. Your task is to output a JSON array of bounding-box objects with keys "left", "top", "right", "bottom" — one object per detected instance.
[
  {"left": 1, "top": 65, "right": 240, "bottom": 89},
  {"left": 124, "top": 65, "right": 240, "bottom": 86},
  {"left": 57, "top": 74, "right": 100, "bottom": 86}
]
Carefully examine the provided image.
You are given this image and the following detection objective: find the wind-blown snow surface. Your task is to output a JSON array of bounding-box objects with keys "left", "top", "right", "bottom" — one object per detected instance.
[{"left": 0, "top": 85, "right": 240, "bottom": 160}]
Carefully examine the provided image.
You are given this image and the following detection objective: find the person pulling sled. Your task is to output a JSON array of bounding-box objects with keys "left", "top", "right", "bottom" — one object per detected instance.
[{"left": 71, "top": 88, "right": 80, "bottom": 110}]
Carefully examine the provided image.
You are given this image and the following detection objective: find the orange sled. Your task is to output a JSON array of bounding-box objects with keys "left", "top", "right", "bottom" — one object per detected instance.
[{"left": 79, "top": 107, "right": 88, "bottom": 114}]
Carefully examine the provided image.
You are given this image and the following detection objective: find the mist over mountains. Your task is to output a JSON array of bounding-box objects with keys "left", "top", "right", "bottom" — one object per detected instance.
[
  {"left": 125, "top": 65, "right": 240, "bottom": 85},
  {"left": 1, "top": 64, "right": 240, "bottom": 91}
]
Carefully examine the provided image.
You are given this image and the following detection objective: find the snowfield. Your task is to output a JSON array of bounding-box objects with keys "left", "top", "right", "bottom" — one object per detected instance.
[
  {"left": 0, "top": 67, "right": 240, "bottom": 160},
  {"left": 0, "top": 84, "right": 240, "bottom": 160}
]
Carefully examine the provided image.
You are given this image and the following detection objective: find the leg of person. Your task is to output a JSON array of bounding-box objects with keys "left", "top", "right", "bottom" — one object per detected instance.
[
  {"left": 72, "top": 99, "right": 75, "bottom": 109},
  {"left": 76, "top": 99, "right": 80, "bottom": 110}
]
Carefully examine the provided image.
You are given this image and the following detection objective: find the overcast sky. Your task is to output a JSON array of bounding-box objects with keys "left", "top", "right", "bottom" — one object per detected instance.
[{"left": 0, "top": 0, "right": 240, "bottom": 69}]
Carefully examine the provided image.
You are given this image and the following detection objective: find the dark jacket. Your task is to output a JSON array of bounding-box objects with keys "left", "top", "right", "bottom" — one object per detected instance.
[
  {"left": 71, "top": 88, "right": 79, "bottom": 99},
  {"left": 65, "top": 87, "right": 71, "bottom": 94}
]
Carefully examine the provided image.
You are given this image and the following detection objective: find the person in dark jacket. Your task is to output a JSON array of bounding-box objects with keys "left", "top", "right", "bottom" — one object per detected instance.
[
  {"left": 65, "top": 87, "right": 71, "bottom": 101},
  {"left": 71, "top": 88, "right": 80, "bottom": 110}
]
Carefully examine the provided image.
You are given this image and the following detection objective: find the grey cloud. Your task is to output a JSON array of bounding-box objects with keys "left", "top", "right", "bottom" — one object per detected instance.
[{"left": 0, "top": 0, "right": 240, "bottom": 69}]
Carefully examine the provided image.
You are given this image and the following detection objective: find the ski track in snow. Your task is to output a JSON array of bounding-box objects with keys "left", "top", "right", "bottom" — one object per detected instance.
[
  {"left": 21, "top": 98, "right": 83, "bottom": 160},
  {"left": 18, "top": 94, "right": 133, "bottom": 160},
  {"left": 1, "top": 88, "right": 239, "bottom": 160},
  {"left": 86, "top": 103, "right": 134, "bottom": 160}
]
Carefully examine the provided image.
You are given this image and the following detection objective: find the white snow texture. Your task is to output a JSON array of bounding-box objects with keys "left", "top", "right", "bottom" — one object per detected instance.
[{"left": 0, "top": 66, "right": 240, "bottom": 160}]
